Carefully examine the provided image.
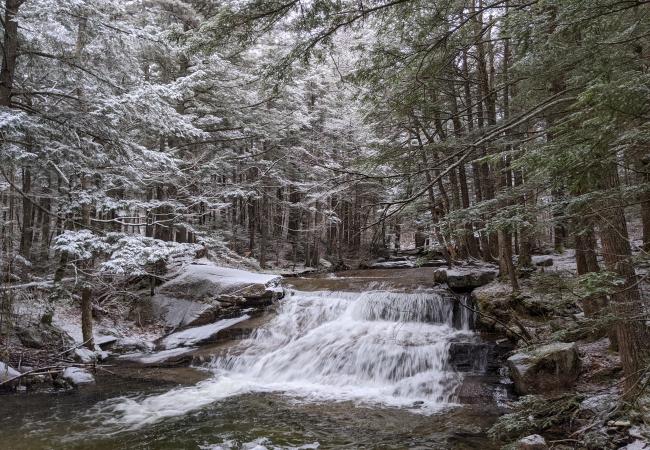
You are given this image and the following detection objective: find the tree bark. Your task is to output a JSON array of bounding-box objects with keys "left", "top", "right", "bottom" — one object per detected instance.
[
  {"left": 598, "top": 162, "right": 648, "bottom": 397},
  {"left": 81, "top": 286, "right": 94, "bottom": 349},
  {"left": 0, "top": 0, "right": 21, "bottom": 107},
  {"left": 19, "top": 167, "right": 34, "bottom": 258}
]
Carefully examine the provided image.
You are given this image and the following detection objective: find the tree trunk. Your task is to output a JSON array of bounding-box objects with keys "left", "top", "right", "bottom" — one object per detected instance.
[
  {"left": 19, "top": 167, "right": 34, "bottom": 258},
  {"left": 81, "top": 286, "right": 94, "bottom": 349},
  {"left": 0, "top": 0, "right": 21, "bottom": 107},
  {"left": 598, "top": 162, "right": 648, "bottom": 397}
]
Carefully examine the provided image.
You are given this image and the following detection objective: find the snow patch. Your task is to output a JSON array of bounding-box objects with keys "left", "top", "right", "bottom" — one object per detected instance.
[{"left": 63, "top": 367, "right": 95, "bottom": 385}]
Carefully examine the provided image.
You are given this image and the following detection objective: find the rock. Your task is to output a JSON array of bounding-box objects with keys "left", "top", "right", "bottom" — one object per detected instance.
[
  {"left": 151, "top": 259, "right": 282, "bottom": 328},
  {"left": 160, "top": 315, "right": 252, "bottom": 349},
  {"left": 532, "top": 256, "right": 554, "bottom": 267},
  {"left": 507, "top": 342, "right": 581, "bottom": 395},
  {"left": 0, "top": 362, "right": 20, "bottom": 385},
  {"left": 517, "top": 434, "right": 548, "bottom": 450},
  {"left": 151, "top": 295, "right": 218, "bottom": 330},
  {"left": 434, "top": 266, "right": 498, "bottom": 290},
  {"left": 14, "top": 322, "right": 74, "bottom": 349},
  {"left": 62, "top": 367, "right": 95, "bottom": 385},
  {"left": 118, "top": 347, "right": 196, "bottom": 367},
  {"left": 94, "top": 334, "right": 119, "bottom": 350},
  {"left": 621, "top": 440, "right": 649, "bottom": 450},
  {"left": 365, "top": 257, "right": 417, "bottom": 269},
  {"left": 74, "top": 347, "right": 97, "bottom": 364},
  {"left": 113, "top": 337, "right": 153, "bottom": 353},
  {"left": 579, "top": 393, "right": 617, "bottom": 417},
  {"left": 471, "top": 283, "right": 514, "bottom": 331}
]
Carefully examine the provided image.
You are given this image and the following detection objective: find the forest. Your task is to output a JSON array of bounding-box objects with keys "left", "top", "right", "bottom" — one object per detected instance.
[{"left": 1, "top": 0, "right": 649, "bottom": 449}]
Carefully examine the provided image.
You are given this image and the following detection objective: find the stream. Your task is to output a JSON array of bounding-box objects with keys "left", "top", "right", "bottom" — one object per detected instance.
[{"left": 0, "top": 268, "right": 509, "bottom": 449}]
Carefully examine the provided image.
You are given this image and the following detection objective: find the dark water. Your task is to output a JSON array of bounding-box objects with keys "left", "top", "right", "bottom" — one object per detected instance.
[
  {"left": 0, "top": 381, "right": 501, "bottom": 449},
  {"left": 0, "top": 268, "right": 506, "bottom": 449}
]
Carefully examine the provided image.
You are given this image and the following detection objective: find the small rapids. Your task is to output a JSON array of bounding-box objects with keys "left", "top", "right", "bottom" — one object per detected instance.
[{"left": 96, "top": 288, "right": 476, "bottom": 429}]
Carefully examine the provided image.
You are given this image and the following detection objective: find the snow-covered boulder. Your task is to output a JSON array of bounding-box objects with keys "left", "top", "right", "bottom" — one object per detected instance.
[
  {"left": 516, "top": 434, "right": 548, "bottom": 450},
  {"left": 74, "top": 347, "right": 97, "bottom": 364},
  {"left": 507, "top": 342, "right": 581, "bottom": 395},
  {"left": 160, "top": 315, "right": 251, "bottom": 349},
  {"left": 434, "top": 266, "right": 498, "bottom": 290},
  {"left": 0, "top": 362, "right": 20, "bottom": 386},
  {"left": 118, "top": 347, "right": 196, "bottom": 367},
  {"left": 112, "top": 337, "right": 154, "bottom": 354},
  {"left": 151, "top": 259, "right": 283, "bottom": 328},
  {"left": 363, "top": 256, "right": 416, "bottom": 269},
  {"left": 62, "top": 367, "right": 95, "bottom": 385}
]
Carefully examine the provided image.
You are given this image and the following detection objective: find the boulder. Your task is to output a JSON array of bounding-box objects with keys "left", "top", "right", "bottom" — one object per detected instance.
[
  {"left": 14, "top": 322, "right": 74, "bottom": 349},
  {"left": 160, "top": 315, "right": 251, "bottom": 349},
  {"left": 112, "top": 337, "right": 154, "bottom": 353},
  {"left": 118, "top": 347, "right": 196, "bottom": 367},
  {"left": 62, "top": 367, "right": 95, "bottom": 385},
  {"left": 517, "top": 434, "right": 548, "bottom": 450},
  {"left": 0, "top": 362, "right": 20, "bottom": 386},
  {"left": 578, "top": 393, "right": 617, "bottom": 418},
  {"left": 151, "top": 259, "right": 283, "bottom": 328},
  {"left": 434, "top": 266, "right": 498, "bottom": 290},
  {"left": 73, "top": 347, "right": 97, "bottom": 364},
  {"left": 365, "top": 257, "right": 416, "bottom": 269},
  {"left": 507, "top": 342, "right": 581, "bottom": 395},
  {"left": 532, "top": 256, "right": 554, "bottom": 267},
  {"left": 471, "top": 282, "right": 514, "bottom": 332}
]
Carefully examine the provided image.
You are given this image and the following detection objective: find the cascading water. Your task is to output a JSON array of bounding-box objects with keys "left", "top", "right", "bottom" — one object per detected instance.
[{"left": 99, "top": 287, "right": 477, "bottom": 428}]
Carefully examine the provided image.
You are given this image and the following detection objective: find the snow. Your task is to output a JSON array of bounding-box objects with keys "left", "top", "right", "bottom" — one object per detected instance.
[
  {"left": 74, "top": 348, "right": 96, "bottom": 364},
  {"left": 161, "top": 315, "right": 251, "bottom": 349},
  {"left": 62, "top": 367, "right": 95, "bottom": 385},
  {"left": 178, "top": 259, "right": 281, "bottom": 289},
  {"left": 0, "top": 362, "right": 20, "bottom": 383}
]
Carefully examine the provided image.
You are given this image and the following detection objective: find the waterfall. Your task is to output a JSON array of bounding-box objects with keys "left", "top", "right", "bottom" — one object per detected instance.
[{"left": 98, "top": 287, "right": 476, "bottom": 428}]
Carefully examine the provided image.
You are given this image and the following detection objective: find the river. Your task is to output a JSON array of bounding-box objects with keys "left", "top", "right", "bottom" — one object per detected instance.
[{"left": 0, "top": 268, "right": 509, "bottom": 449}]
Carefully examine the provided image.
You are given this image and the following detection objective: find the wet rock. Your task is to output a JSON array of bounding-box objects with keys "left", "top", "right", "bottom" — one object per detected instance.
[
  {"left": 62, "top": 367, "right": 95, "bottom": 385},
  {"left": 434, "top": 266, "right": 498, "bottom": 291},
  {"left": 517, "top": 434, "right": 548, "bottom": 449},
  {"left": 507, "top": 342, "right": 581, "bottom": 395}
]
